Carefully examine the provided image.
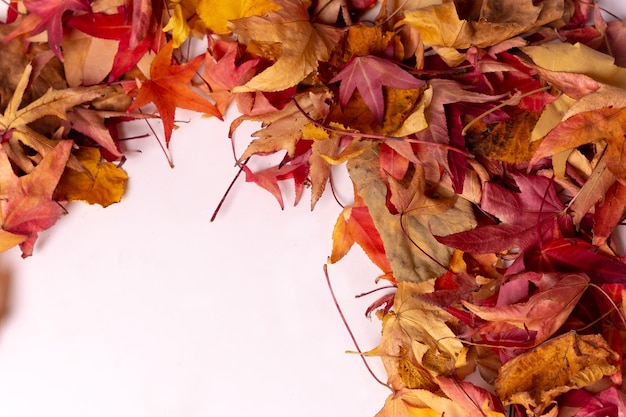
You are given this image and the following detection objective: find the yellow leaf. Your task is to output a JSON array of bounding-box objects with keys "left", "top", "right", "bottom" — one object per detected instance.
[
  {"left": 522, "top": 42, "right": 626, "bottom": 90},
  {"left": 163, "top": 0, "right": 197, "bottom": 48},
  {"left": 301, "top": 123, "right": 329, "bottom": 140},
  {"left": 0, "top": 229, "right": 27, "bottom": 253},
  {"left": 229, "top": 0, "right": 344, "bottom": 92},
  {"left": 197, "top": 0, "right": 280, "bottom": 35},
  {"left": 56, "top": 148, "right": 128, "bottom": 207},
  {"left": 398, "top": 0, "right": 566, "bottom": 50}
]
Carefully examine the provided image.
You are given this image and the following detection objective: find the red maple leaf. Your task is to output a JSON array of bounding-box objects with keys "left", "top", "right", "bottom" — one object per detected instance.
[
  {"left": 330, "top": 55, "right": 424, "bottom": 122},
  {"left": 128, "top": 41, "right": 223, "bottom": 145},
  {"left": 0, "top": 140, "right": 73, "bottom": 258},
  {"left": 436, "top": 172, "right": 570, "bottom": 254},
  {"left": 4, "top": 0, "right": 91, "bottom": 62}
]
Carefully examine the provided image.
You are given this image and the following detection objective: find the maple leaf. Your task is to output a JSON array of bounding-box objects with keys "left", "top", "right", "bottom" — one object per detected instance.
[
  {"left": 55, "top": 147, "right": 128, "bottom": 207},
  {"left": 387, "top": 164, "right": 457, "bottom": 217},
  {"left": 347, "top": 149, "right": 476, "bottom": 282},
  {"left": 368, "top": 281, "right": 464, "bottom": 390},
  {"left": 229, "top": 0, "right": 345, "bottom": 92},
  {"left": 202, "top": 38, "right": 263, "bottom": 114},
  {"left": 0, "top": 140, "right": 72, "bottom": 257},
  {"left": 529, "top": 107, "right": 626, "bottom": 181},
  {"left": 329, "top": 55, "right": 424, "bottom": 122},
  {"left": 241, "top": 149, "right": 310, "bottom": 209},
  {"left": 232, "top": 89, "right": 331, "bottom": 160},
  {"left": 128, "top": 41, "right": 222, "bottom": 145},
  {"left": 462, "top": 272, "right": 589, "bottom": 349},
  {"left": 436, "top": 172, "right": 568, "bottom": 255},
  {"left": 4, "top": 0, "right": 92, "bottom": 62}
]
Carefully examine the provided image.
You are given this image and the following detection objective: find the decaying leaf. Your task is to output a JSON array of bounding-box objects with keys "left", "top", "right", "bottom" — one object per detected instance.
[{"left": 495, "top": 332, "right": 619, "bottom": 416}]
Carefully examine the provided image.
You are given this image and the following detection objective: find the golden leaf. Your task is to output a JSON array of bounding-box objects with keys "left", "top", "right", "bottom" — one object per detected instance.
[{"left": 55, "top": 147, "right": 128, "bottom": 207}]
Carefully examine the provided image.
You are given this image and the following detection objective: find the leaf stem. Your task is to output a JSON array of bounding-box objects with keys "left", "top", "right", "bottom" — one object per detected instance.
[
  {"left": 461, "top": 86, "right": 551, "bottom": 136},
  {"left": 323, "top": 264, "right": 390, "bottom": 390},
  {"left": 210, "top": 157, "right": 249, "bottom": 222}
]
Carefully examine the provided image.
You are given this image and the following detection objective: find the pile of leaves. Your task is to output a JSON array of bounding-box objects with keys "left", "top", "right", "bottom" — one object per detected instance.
[{"left": 2, "top": 0, "right": 626, "bottom": 415}]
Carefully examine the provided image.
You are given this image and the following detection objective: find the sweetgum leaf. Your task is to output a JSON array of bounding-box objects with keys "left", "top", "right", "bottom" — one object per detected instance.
[
  {"left": 530, "top": 107, "right": 626, "bottom": 181},
  {"left": 229, "top": 0, "right": 344, "bottom": 92},
  {"left": 128, "top": 41, "right": 223, "bottom": 145},
  {"left": 4, "top": 0, "right": 92, "bottom": 62},
  {"left": 0, "top": 140, "right": 72, "bottom": 257},
  {"left": 436, "top": 172, "right": 568, "bottom": 254},
  {"left": 329, "top": 55, "right": 424, "bottom": 122},
  {"left": 348, "top": 149, "right": 476, "bottom": 282},
  {"left": 463, "top": 272, "right": 589, "bottom": 347}
]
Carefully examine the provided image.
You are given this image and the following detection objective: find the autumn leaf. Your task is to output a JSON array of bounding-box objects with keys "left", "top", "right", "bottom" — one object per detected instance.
[
  {"left": 229, "top": 0, "right": 344, "bottom": 92},
  {"left": 0, "top": 63, "right": 115, "bottom": 173},
  {"left": 593, "top": 181, "right": 626, "bottom": 246},
  {"left": 522, "top": 42, "right": 626, "bottom": 90},
  {"left": 201, "top": 38, "right": 263, "bottom": 114},
  {"left": 369, "top": 281, "right": 464, "bottom": 389},
  {"left": 462, "top": 272, "right": 589, "bottom": 348},
  {"left": 128, "top": 41, "right": 222, "bottom": 145},
  {"left": 436, "top": 172, "right": 568, "bottom": 255},
  {"left": 55, "top": 147, "right": 128, "bottom": 207},
  {"left": 0, "top": 140, "right": 72, "bottom": 257},
  {"left": 347, "top": 149, "right": 476, "bottom": 282},
  {"left": 397, "top": 0, "right": 567, "bottom": 50},
  {"left": 387, "top": 164, "right": 457, "bottom": 217},
  {"left": 232, "top": 89, "right": 331, "bottom": 160},
  {"left": 64, "top": 9, "right": 157, "bottom": 85},
  {"left": 495, "top": 332, "right": 619, "bottom": 416},
  {"left": 463, "top": 110, "right": 541, "bottom": 163},
  {"left": 330, "top": 55, "right": 424, "bottom": 122},
  {"left": 529, "top": 107, "right": 626, "bottom": 181},
  {"left": 241, "top": 150, "right": 309, "bottom": 209},
  {"left": 4, "top": 0, "right": 92, "bottom": 62},
  {"left": 197, "top": 0, "right": 280, "bottom": 35},
  {"left": 330, "top": 192, "right": 392, "bottom": 275}
]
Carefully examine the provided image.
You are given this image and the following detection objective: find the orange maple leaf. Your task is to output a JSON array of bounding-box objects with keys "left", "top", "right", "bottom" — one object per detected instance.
[{"left": 128, "top": 41, "right": 222, "bottom": 145}]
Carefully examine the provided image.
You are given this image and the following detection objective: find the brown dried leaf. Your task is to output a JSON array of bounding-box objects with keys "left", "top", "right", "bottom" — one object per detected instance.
[
  {"left": 495, "top": 332, "right": 619, "bottom": 416},
  {"left": 464, "top": 110, "right": 541, "bottom": 163}
]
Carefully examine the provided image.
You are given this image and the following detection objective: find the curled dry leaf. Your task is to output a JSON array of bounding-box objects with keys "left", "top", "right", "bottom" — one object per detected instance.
[{"left": 495, "top": 332, "right": 619, "bottom": 416}]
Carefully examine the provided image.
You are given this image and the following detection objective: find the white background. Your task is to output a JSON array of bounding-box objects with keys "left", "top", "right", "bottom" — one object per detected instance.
[
  {"left": 0, "top": 1, "right": 624, "bottom": 416},
  {"left": 0, "top": 103, "right": 391, "bottom": 417}
]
